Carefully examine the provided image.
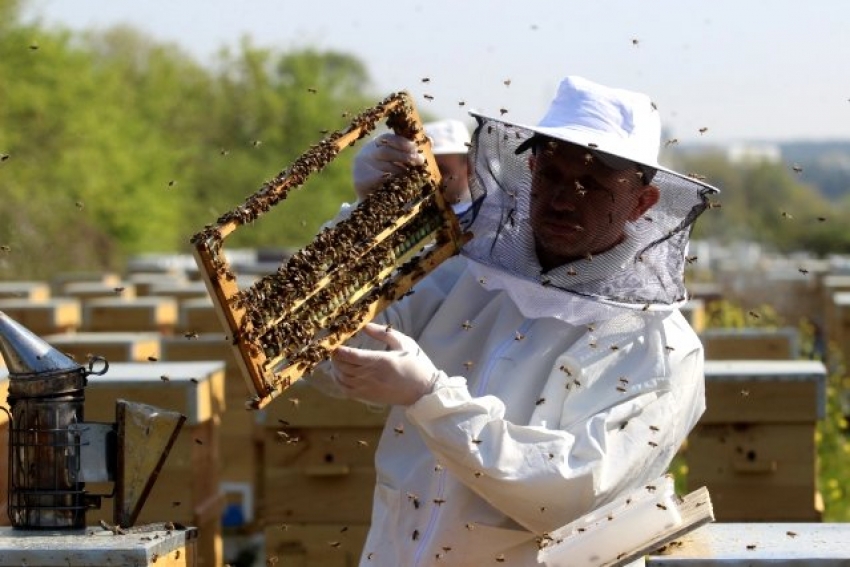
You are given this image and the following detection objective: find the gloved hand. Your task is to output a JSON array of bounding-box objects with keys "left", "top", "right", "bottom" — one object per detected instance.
[
  {"left": 353, "top": 133, "right": 425, "bottom": 200},
  {"left": 331, "top": 322, "right": 441, "bottom": 406}
]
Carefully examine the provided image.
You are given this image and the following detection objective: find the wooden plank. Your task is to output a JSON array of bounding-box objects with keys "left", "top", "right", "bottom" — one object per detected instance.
[
  {"left": 61, "top": 281, "right": 135, "bottom": 301},
  {"left": 646, "top": 522, "right": 850, "bottom": 564},
  {"left": 264, "top": 523, "right": 369, "bottom": 567},
  {"left": 260, "top": 380, "right": 389, "bottom": 428},
  {"left": 701, "top": 328, "right": 799, "bottom": 360},
  {"left": 261, "top": 468, "right": 376, "bottom": 525}
]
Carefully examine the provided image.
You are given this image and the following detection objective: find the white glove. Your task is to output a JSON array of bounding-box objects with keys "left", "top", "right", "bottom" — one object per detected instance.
[
  {"left": 352, "top": 133, "right": 425, "bottom": 200},
  {"left": 331, "top": 322, "right": 441, "bottom": 406}
]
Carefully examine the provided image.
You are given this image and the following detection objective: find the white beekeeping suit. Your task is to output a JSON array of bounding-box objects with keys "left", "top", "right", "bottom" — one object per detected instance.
[{"left": 310, "top": 75, "right": 720, "bottom": 567}]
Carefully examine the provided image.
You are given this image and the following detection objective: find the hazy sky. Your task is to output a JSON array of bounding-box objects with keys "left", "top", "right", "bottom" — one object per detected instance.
[{"left": 22, "top": 0, "right": 850, "bottom": 144}]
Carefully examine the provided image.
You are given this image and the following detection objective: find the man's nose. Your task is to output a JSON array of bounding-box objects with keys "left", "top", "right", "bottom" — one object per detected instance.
[{"left": 547, "top": 184, "right": 579, "bottom": 211}]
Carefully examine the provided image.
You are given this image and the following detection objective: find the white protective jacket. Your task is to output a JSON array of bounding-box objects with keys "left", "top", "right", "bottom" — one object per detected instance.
[{"left": 315, "top": 254, "right": 705, "bottom": 567}]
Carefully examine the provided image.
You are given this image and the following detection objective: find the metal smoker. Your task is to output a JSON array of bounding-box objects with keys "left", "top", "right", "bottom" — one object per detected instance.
[{"left": 0, "top": 310, "right": 185, "bottom": 529}]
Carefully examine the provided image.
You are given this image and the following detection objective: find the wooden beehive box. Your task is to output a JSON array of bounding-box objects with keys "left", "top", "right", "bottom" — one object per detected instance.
[
  {"left": 60, "top": 281, "right": 136, "bottom": 301},
  {"left": 826, "top": 291, "right": 850, "bottom": 366},
  {"left": 259, "top": 380, "right": 389, "bottom": 560},
  {"left": 701, "top": 327, "right": 800, "bottom": 360},
  {"left": 84, "top": 361, "right": 226, "bottom": 567},
  {"left": 264, "top": 523, "right": 369, "bottom": 567},
  {"left": 177, "top": 297, "right": 222, "bottom": 335},
  {"left": 147, "top": 281, "right": 211, "bottom": 304},
  {"left": 0, "top": 298, "right": 81, "bottom": 334},
  {"left": 43, "top": 331, "right": 161, "bottom": 363},
  {"left": 680, "top": 298, "right": 706, "bottom": 334},
  {"left": 81, "top": 297, "right": 178, "bottom": 334},
  {"left": 687, "top": 360, "right": 827, "bottom": 521},
  {"left": 127, "top": 272, "right": 190, "bottom": 297},
  {"left": 49, "top": 271, "right": 122, "bottom": 297},
  {"left": 0, "top": 281, "right": 51, "bottom": 302},
  {"left": 159, "top": 333, "right": 260, "bottom": 522}
]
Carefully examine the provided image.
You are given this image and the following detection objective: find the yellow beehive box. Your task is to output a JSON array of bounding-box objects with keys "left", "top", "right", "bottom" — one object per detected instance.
[
  {"left": 688, "top": 360, "right": 826, "bottom": 521},
  {"left": 44, "top": 331, "right": 161, "bottom": 363},
  {"left": 82, "top": 297, "right": 178, "bottom": 334},
  {"left": 0, "top": 281, "right": 50, "bottom": 302},
  {"left": 0, "top": 298, "right": 81, "bottom": 334}
]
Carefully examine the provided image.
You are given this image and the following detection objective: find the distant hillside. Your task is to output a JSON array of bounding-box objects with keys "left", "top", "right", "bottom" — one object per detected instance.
[
  {"left": 779, "top": 141, "right": 850, "bottom": 201},
  {"left": 673, "top": 140, "right": 850, "bottom": 201}
]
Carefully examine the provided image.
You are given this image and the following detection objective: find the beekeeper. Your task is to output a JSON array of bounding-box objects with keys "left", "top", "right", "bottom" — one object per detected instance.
[{"left": 319, "top": 75, "right": 720, "bottom": 566}]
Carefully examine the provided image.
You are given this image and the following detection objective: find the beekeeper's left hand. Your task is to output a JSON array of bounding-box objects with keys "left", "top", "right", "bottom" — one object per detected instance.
[{"left": 331, "top": 322, "right": 441, "bottom": 406}]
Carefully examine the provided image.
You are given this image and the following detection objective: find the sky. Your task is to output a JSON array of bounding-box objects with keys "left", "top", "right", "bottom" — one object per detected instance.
[{"left": 22, "top": 0, "right": 850, "bottom": 144}]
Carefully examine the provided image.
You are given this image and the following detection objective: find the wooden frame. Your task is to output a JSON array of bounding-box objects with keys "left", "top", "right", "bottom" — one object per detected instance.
[{"left": 191, "top": 92, "right": 471, "bottom": 409}]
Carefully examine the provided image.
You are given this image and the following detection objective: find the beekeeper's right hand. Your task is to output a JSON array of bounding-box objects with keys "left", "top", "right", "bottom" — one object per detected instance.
[{"left": 353, "top": 133, "right": 425, "bottom": 200}]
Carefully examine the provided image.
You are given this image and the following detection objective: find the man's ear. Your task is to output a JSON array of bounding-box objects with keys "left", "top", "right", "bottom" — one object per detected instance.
[{"left": 628, "top": 184, "right": 660, "bottom": 221}]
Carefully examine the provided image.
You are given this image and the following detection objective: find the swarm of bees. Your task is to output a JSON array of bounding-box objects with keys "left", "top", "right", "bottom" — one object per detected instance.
[{"left": 191, "top": 91, "right": 471, "bottom": 409}]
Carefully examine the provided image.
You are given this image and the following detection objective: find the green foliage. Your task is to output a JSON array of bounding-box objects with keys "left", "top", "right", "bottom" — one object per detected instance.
[
  {"left": 0, "top": 5, "right": 376, "bottom": 278},
  {"left": 676, "top": 151, "right": 850, "bottom": 256}
]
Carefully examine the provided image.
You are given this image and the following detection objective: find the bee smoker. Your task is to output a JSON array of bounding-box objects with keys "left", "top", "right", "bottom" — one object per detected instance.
[{"left": 0, "top": 310, "right": 185, "bottom": 530}]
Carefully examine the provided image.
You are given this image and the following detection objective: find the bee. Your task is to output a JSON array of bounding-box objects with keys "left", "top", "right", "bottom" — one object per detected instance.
[
  {"left": 665, "top": 345, "right": 675, "bottom": 352},
  {"left": 433, "top": 498, "right": 446, "bottom": 506},
  {"left": 792, "top": 163, "right": 803, "bottom": 173},
  {"left": 574, "top": 180, "right": 586, "bottom": 195},
  {"left": 471, "top": 438, "right": 483, "bottom": 445},
  {"left": 194, "top": 438, "right": 203, "bottom": 445},
  {"left": 220, "top": 148, "right": 229, "bottom": 156},
  {"left": 664, "top": 138, "right": 679, "bottom": 147},
  {"left": 746, "top": 544, "right": 757, "bottom": 550},
  {"left": 306, "top": 87, "right": 318, "bottom": 94},
  {"left": 29, "top": 43, "right": 39, "bottom": 50},
  {"left": 184, "top": 331, "right": 199, "bottom": 339},
  {"left": 75, "top": 201, "right": 84, "bottom": 210},
  {"left": 748, "top": 310, "right": 760, "bottom": 319},
  {"left": 423, "top": 94, "right": 434, "bottom": 101},
  {"left": 648, "top": 441, "right": 658, "bottom": 447},
  {"left": 649, "top": 425, "right": 660, "bottom": 432},
  {"left": 740, "top": 389, "right": 750, "bottom": 398},
  {"left": 698, "top": 127, "right": 708, "bottom": 135},
  {"left": 503, "top": 79, "right": 511, "bottom": 86},
  {"left": 786, "top": 531, "right": 798, "bottom": 538},
  {"left": 559, "top": 365, "right": 572, "bottom": 376},
  {"left": 656, "top": 503, "right": 667, "bottom": 510},
  {"left": 496, "top": 553, "right": 506, "bottom": 562},
  {"left": 288, "top": 397, "right": 301, "bottom": 409},
  {"left": 329, "top": 541, "right": 341, "bottom": 548},
  {"left": 251, "top": 140, "right": 262, "bottom": 147},
  {"left": 172, "top": 501, "right": 181, "bottom": 507},
  {"left": 631, "top": 38, "right": 640, "bottom": 46},
  {"left": 393, "top": 424, "right": 405, "bottom": 436},
  {"left": 167, "top": 179, "right": 176, "bottom": 187},
  {"left": 651, "top": 101, "right": 658, "bottom": 111},
  {"left": 515, "top": 331, "right": 525, "bottom": 341},
  {"left": 642, "top": 303, "right": 651, "bottom": 311},
  {"left": 0, "top": 245, "right": 10, "bottom": 252},
  {"left": 114, "top": 286, "right": 126, "bottom": 293},
  {"left": 781, "top": 211, "right": 793, "bottom": 219},
  {"left": 535, "top": 398, "right": 546, "bottom": 406},
  {"left": 499, "top": 108, "right": 508, "bottom": 115},
  {"left": 616, "top": 386, "right": 627, "bottom": 393},
  {"left": 474, "top": 471, "right": 483, "bottom": 478},
  {"left": 412, "top": 530, "right": 420, "bottom": 541},
  {"left": 147, "top": 355, "right": 158, "bottom": 362},
  {"left": 610, "top": 345, "right": 619, "bottom": 351},
  {"left": 458, "top": 100, "right": 466, "bottom": 106},
  {"left": 0, "top": 153, "right": 10, "bottom": 161},
  {"left": 619, "top": 377, "right": 629, "bottom": 384},
  {"left": 421, "top": 77, "right": 430, "bottom": 83},
  {"left": 407, "top": 493, "right": 420, "bottom": 509},
  {"left": 189, "top": 377, "right": 198, "bottom": 384},
  {"left": 799, "top": 267, "right": 809, "bottom": 275},
  {"left": 588, "top": 142, "right": 598, "bottom": 149},
  {"left": 356, "top": 439, "right": 369, "bottom": 448},
  {"left": 463, "top": 360, "right": 474, "bottom": 370},
  {"left": 462, "top": 320, "right": 473, "bottom": 330},
  {"left": 160, "top": 375, "right": 170, "bottom": 382},
  {"left": 818, "top": 216, "right": 827, "bottom": 222}
]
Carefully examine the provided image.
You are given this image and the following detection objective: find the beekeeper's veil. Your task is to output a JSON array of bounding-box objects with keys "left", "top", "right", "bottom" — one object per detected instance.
[{"left": 457, "top": 76, "right": 719, "bottom": 319}]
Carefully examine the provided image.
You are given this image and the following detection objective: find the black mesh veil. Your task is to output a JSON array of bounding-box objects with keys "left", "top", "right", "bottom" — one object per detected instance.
[{"left": 457, "top": 115, "right": 719, "bottom": 309}]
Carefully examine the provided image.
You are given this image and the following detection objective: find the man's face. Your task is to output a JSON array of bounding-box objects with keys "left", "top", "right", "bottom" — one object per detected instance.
[
  {"left": 435, "top": 153, "right": 470, "bottom": 206},
  {"left": 529, "top": 141, "right": 659, "bottom": 270}
]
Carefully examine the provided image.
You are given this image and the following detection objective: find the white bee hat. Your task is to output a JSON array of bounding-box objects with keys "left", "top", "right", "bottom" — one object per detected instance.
[{"left": 424, "top": 119, "right": 471, "bottom": 155}]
